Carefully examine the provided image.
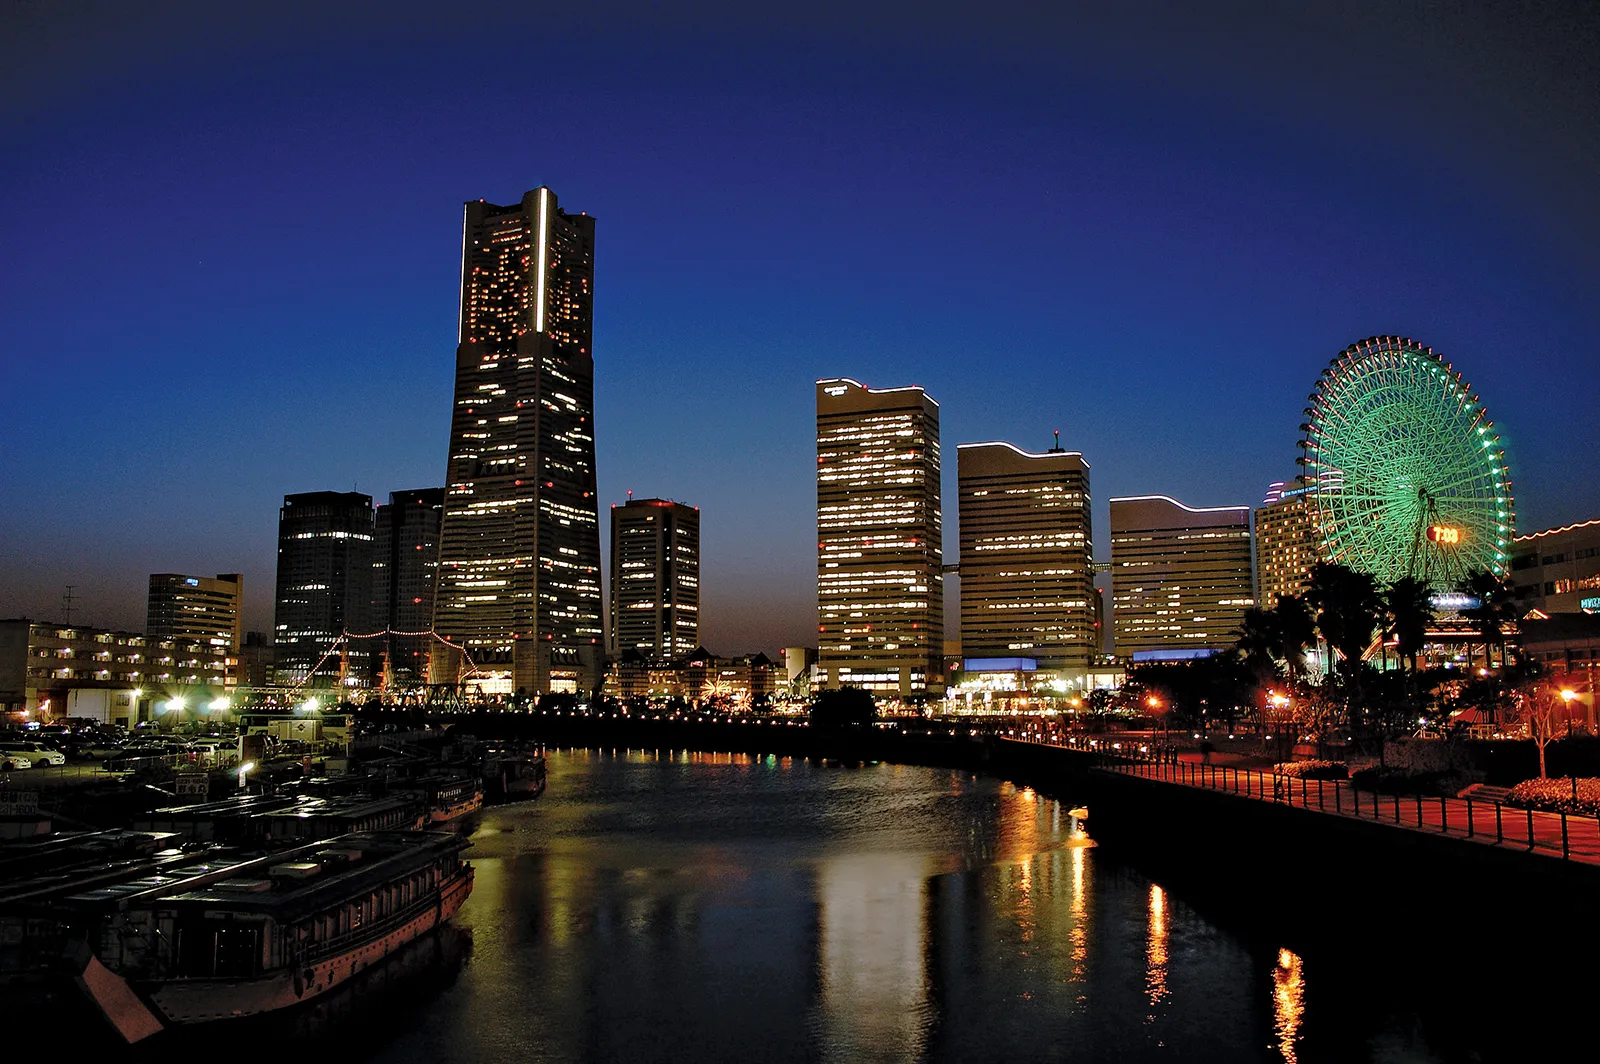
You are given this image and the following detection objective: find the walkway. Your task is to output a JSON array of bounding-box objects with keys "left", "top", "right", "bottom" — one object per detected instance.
[{"left": 1045, "top": 742, "right": 1600, "bottom": 866}]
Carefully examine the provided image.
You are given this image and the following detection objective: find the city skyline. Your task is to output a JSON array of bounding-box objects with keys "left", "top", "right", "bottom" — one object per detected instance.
[{"left": 4, "top": 3, "right": 1599, "bottom": 654}]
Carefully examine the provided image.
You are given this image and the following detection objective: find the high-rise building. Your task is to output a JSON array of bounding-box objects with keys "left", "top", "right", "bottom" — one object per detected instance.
[
  {"left": 431, "top": 187, "right": 603, "bottom": 696},
  {"left": 609, "top": 498, "right": 700, "bottom": 660},
  {"left": 1110, "top": 495, "right": 1253, "bottom": 658},
  {"left": 146, "top": 573, "right": 243, "bottom": 685},
  {"left": 957, "top": 440, "right": 1095, "bottom": 677},
  {"left": 1255, "top": 475, "right": 1319, "bottom": 608},
  {"left": 1509, "top": 518, "right": 1600, "bottom": 615},
  {"left": 274, "top": 491, "right": 375, "bottom": 687},
  {"left": 816, "top": 378, "right": 944, "bottom": 697},
  {"left": 373, "top": 488, "right": 445, "bottom": 686}
]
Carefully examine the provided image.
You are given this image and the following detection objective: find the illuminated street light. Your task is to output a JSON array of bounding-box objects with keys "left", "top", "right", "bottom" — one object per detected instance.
[
  {"left": 1560, "top": 688, "right": 1578, "bottom": 704},
  {"left": 238, "top": 760, "right": 256, "bottom": 787},
  {"left": 208, "top": 696, "right": 231, "bottom": 714},
  {"left": 165, "top": 696, "right": 187, "bottom": 715}
]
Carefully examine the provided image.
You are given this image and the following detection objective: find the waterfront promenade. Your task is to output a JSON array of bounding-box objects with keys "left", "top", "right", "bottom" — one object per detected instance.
[{"left": 1016, "top": 737, "right": 1600, "bottom": 866}]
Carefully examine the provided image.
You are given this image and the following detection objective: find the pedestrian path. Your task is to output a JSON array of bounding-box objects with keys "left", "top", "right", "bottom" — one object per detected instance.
[{"left": 1050, "top": 744, "right": 1600, "bottom": 866}]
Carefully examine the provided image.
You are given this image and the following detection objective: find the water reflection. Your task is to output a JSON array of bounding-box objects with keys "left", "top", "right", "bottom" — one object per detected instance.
[
  {"left": 1146, "top": 884, "right": 1170, "bottom": 1010},
  {"left": 1274, "top": 948, "right": 1306, "bottom": 1063},
  {"left": 83, "top": 750, "right": 1469, "bottom": 1064},
  {"left": 1068, "top": 845, "right": 1089, "bottom": 981},
  {"left": 816, "top": 854, "right": 932, "bottom": 1062}
]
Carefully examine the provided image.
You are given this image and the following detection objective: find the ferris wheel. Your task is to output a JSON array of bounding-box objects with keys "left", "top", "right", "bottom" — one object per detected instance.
[{"left": 1300, "top": 336, "right": 1515, "bottom": 587}]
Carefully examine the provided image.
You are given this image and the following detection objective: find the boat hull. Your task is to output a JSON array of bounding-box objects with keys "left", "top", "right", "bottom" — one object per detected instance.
[{"left": 141, "top": 866, "right": 473, "bottom": 1026}]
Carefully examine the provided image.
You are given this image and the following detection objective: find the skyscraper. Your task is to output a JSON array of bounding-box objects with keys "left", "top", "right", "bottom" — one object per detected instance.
[
  {"left": 1255, "top": 475, "right": 1319, "bottom": 608},
  {"left": 372, "top": 488, "right": 445, "bottom": 686},
  {"left": 274, "top": 491, "right": 375, "bottom": 687},
  {"left": 816, "top": 378, "right": 944, "bottom": 697},
  {"left": 431, "top": 188, "right": 603, "bottom": 696},
  {"left": 146, "top": 573, "right": 243, "bottom": 685},
  {"left": 1110, "top": 495, "right": 1253, "bottom": 658},
  {"left": 609, "top": 498, "right": 700, "bottom": 661},
  {"left": 957, "top": 440, "right": 1095, "bottom": 677}
]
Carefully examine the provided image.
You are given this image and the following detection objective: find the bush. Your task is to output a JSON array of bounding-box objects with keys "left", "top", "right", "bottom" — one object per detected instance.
[
  {"left": 1504, "top": 778, "right": 1600, "bottom": 817},
  {"left": 1274, "top": 759, "right": 1347, "bottom": 780}
]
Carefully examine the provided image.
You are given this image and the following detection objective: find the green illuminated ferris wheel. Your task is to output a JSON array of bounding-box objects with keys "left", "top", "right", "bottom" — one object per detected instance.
[{"left": 1300, "top": 336, "right": 1515, "bottom": 587}]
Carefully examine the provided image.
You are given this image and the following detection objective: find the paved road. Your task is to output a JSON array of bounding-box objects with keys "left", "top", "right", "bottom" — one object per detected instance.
[{"left": 1090, "top": 749, "right": 1600, "bottom": 865}]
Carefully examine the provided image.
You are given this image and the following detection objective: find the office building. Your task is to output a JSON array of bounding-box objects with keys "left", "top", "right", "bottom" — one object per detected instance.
[
  {"left": 816, "top": 378, "right": 944, "bottom": 697},
  {"left": 957, "top": 439, "right": 1095, "bottom": 681},
  {"left": 432, "top": 187, "right": 603, "bottom": 696},
  {"left": 273, "top": 491, "right": 375, "bottom": 687},
  {"left": 145, "top": 573, "right": 243, "bottom": 684},
  {"left": 0, "top": 619, "right": 229, "bottom": 724},
  {"left": 372, "top": 488, "right": 445, "bottom": 686},
  {"left": 1255, "top": 476, "right": 1319, "bottom": 608},
  {"left": 609, "top": 498, "right": 700, "bottom": 660},
  {"left": 1509, "top": 518, "right": 1600, "bottom": 615},
  {"left": 1110, "top": 495, "right": 1254, "bottom": 658}
]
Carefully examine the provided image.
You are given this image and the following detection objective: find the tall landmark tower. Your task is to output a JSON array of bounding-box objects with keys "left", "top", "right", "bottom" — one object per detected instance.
[
  {"left": 432, "top": 188, "right": 603, "bottom": 696},
  {"left": 816, "top": 378, "right": 944, "bottom": 697}
]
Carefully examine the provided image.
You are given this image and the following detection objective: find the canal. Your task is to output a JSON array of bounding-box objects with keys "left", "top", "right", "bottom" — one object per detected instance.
[{"left": 139, "top": 747, "right": 1517, "bottom": 1061}]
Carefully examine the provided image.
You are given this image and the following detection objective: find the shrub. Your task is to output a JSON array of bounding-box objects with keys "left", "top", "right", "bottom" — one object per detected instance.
[
  {"left": 1504, "top": 777, "right": 1600, "bottom": 817},
  {"left": 1274, "top": 759, "right": 1348, "bottom": 780}
]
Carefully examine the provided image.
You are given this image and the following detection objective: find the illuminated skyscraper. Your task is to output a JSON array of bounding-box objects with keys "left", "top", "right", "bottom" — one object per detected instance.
[
  {"left": 373, "top": 488, "right": 444, "bottom": 686},
  {"left": 609, "top": 498, "right": 700, "bottom": 660},
  {"left": 273, "top": 491, "right": 375, "bottom": 686},
  {"left": 1110, "top": 495, "right": 1253, "bottom": 658},
  {"left": 431, "top": 188, "right": 603, "bottom": 696},
  {"left": 1255, "top": 476, "right": 1319, "bottom": 607},
  {"left": 957, "top": 440, "right": 1095, "bottom": 676},
  {"left": 146, "top": 573, "right": 243, "bottom": 686},
  {"left": 816, "top": 378, "right": 943, "bottom": 697}
]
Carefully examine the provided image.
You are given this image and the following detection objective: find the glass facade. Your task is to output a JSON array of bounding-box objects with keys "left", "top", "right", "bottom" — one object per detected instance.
[
  {"left": 816, "top": 378, "right": 943, "bottom": 697},
  {"left": 432, "top": 188, "right": 603, "bottom": 695},
  {"left": 957, "top": 442, "right": 1095, "bottom": 673},
  {"left": 1110, "top": 495, "right": 1253, "bottom": 657}
]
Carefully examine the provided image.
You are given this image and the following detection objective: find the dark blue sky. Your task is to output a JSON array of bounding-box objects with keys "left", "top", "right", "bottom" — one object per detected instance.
[{"left": 2, "top": 1, "right": 1597, "bottom": 653}]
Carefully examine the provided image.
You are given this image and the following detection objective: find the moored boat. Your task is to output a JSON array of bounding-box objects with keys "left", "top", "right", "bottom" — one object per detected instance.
[{"left": 0, "top": 830, "right": 473, "bottom": 1042}]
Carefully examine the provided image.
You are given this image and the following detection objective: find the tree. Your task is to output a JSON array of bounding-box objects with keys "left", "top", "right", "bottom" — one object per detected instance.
[
  {"left": 1305, "top": 562, "right": 1385, "bottom": 678},
  {"left": 1383, "top": 576, "right": 1437, "bottom": 721},
  {"left": 1235, "top": 606, "right": 1285, "bottom": 689},
  {"left": 1506, "top": 678, "right": 1565, "bottom": 779},
  {"left": 1274, "top": 594, "right": 1317, "bottom": 684},
  {"left": 810, "top": 686, "right": 877, "bottom": 730},
  {"left": 1457, "top": 569, "right": 1517, "bottom": 669}
]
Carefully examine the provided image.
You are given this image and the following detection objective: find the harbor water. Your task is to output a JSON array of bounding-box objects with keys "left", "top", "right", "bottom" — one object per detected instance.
[{"left": 122, "top": 748, "right": 1478, "bottom": 1062}]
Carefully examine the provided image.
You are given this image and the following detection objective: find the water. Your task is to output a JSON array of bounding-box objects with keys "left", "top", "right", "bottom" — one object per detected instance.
[{"left": 116, "top": 749, "right": 1470, "bottom": 1061}]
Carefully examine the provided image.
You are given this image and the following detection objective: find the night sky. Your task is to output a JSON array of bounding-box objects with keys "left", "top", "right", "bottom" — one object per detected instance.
[{"left": 2, "top": 1, "right": 1597, "bottom": 654}]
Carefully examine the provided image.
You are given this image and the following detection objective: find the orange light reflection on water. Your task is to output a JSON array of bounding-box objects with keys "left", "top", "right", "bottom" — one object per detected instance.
[
  {"left": 1274, "top": 948, "right": 1305, "bottom": 1063},
  {"left": 1145, "top": 884, "right": 1169, "bottom": 1009}
]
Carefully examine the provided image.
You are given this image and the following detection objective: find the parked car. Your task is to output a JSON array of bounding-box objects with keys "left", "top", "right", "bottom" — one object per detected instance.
[
  {"left": 0, "top": 741, "right": 67, "bottom": 767},
  {"left": 0, "top": 752, "right": 31, "bottom": 770},
  {"left": 102, "top": 742, "right": 187, "bottom": 769}
]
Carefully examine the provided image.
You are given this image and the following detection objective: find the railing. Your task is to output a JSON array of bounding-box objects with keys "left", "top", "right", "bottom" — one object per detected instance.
[{"left": 1060, "top": 743, "right": 1600, "bottom": 865}]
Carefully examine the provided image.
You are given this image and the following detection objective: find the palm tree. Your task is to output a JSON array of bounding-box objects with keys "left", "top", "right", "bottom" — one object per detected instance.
[
  {"left": 1384, "top": 576, "right": 1435, "bottom": 676},
  {"left": 1457, "top": 569, "right": 1516, "bottom": 669},
  {"left": 1274, "top": 593, "right": 1317, "bottom": 684},
  {"left": 1384, "top": 576, "right": 1436, "bottom": 713},
  {"left": 1235, "top": 606, "right": 1284, "bottom": 687},
  {"left": 1304, "top": 562, "right": 1384, "bottom": 680}
]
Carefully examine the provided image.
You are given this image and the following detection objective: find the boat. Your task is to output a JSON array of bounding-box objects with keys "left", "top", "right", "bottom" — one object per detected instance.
[
  {"left": 414, "top": 773, "right": 484, "bottom": 824},
  {"left": 479, "top": 747, "right": 547, "bottom": 801},
  {"left": 0, "top": 830, "right": 473, "bottom": 1043}
]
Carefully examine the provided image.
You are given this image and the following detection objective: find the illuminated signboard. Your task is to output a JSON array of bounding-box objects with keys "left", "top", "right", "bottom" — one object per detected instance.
[
  {"left": 1582, "top": 596, "right": 1600, "bottom": 615},
  {"left": 1427, "top": 525, "right": 1462, "bottom": 545}
]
